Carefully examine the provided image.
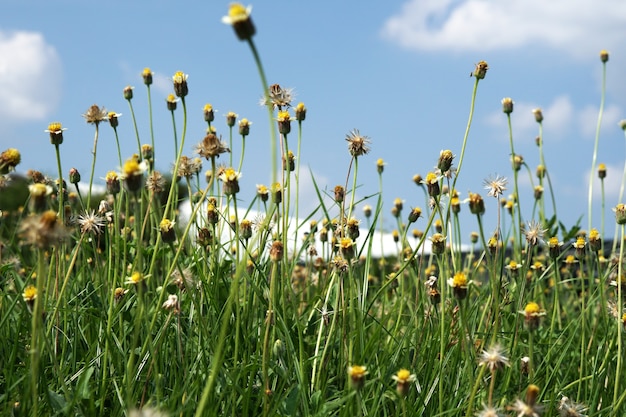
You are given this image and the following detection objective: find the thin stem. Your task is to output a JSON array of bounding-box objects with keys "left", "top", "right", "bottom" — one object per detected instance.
[
  {"left": 588, "top": 60, "right": 607, "bottom": 232},
  {"left": 87, "top": 123, "right": 100, "bottom": 209}
]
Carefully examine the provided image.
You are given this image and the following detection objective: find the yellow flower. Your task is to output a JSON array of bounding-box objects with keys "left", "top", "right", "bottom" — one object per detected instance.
[
  {"left": 392, "top": 369, "right": 416, "bottom": 396},
  {"left": 45, "top": 122, "right": 67, "bottom": 145},
  {"left": 125, "top": 272, "right": 144, "bottom": 286},
  {"left": 222, "top": 3, "right": 256, "bottom": 41},
  {"left": 22, "top": 285, "right": 37, "bottom": 303},
  {"left": 0, "top": 148, "right": 21, "bottom": 174},
  {"left": 347, "top": 365, "right": 368, "bottom": 389},
  {"left": 172, "top": 71, "right": 188, "bottom": 98},
  {"left": 521, "top": 302, "right": 545, "bottom": 330}
]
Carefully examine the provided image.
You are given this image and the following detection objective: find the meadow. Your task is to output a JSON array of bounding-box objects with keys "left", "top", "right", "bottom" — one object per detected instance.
[{"left": 1, "top": 4, "right": 625, "bottom": 416}]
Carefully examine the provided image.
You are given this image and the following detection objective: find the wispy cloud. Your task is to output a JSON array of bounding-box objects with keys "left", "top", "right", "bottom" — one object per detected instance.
[
  {"left": 381, "top": 0, "right": 626, "bottom": 58},
  {"left": 0, "top": 30, "right": 61, "bottom": 122}
]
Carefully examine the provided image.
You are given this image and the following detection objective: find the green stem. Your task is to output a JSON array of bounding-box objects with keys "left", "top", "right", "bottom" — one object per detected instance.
[
  {"left": 87, "top": 123, "right": 100, "bottom": 209},
  {"left": 588, "top": 60, "right": 607, "bottom": 232}
]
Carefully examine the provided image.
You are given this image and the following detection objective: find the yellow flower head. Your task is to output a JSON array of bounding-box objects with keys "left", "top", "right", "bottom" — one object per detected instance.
[
  {"left": 23, "top": 285, "right": 37, "bottom": 302},
  {"left": 126, "top": 272, "right": 143, "bottom": 285},
  {"left": 160, "top": 218, "right": 175, "bottom": 232},
  {"left": 392, "top": 369, "right": 416, "bottom": 384},
  {"left": 226, "top": 3, "right": 251, "bottom": 23},
  {"left": 524, "top": 302, "right": 543, "bottom": 317},
  {"left": 123, "top": 159, "right": 142, "bottom": 177},
  {"left": 450, "top": 271, "right": 467, "bottom": 288},
  {"left": 348, "top": 365, "right": 368, "bottom": 389},
  {"left": 0, "top": 148, "right": 21, "bottom": 173}
]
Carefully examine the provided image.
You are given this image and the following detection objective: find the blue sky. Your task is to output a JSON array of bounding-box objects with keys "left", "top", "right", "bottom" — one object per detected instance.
[{"left": 2, "top": 0, "right": 626, "bottom": 242}]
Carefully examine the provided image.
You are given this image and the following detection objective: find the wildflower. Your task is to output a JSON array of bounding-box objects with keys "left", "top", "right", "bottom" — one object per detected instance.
[
  {"left": 484, "top": 175, "right": 507, "bottom": 199},
  {"left": 203, "top": 104, "right": 214, "bottom": 123},
  {"left": 256, "top": 184, "right": 269, "bottom": 202},
  {"left": 434, "top": 219, "right": 443, "bottom": 233},
  {"left": 438, "top": 149, "right": 455, "bottom": 173},
  {"left": 533, "top": 185, "right": 543, "bottom": 200},
  {"left": 476, "top": 405, "right": 503, "bottom": 417},
  {"left": 196, "top": 132, "right": 230, "bottom": 159},
  {"left": 501, "top": 97, "right": 514, "bottom": 114},
  {"left": 573, "top": 236, "right": 586, "bottom": 258},
  {"left": 141, "top": 67, "right": 153, "bottom": 85},
  {"left": 28, "top": 183, "right": 53, "bottom": 212},
  {"left": 172, "top": 71, "right": 188, "bottom": 98},
  {"left": 270, "top": 241, "right": 284, "bottom": 262},
  {"left": 122, "top": 157, "right": 146, "bottom": 192},
  {"left": 166, "top": 94, "right": 178, "bottom": 111},
  {"left": 240, "top": 219, "right": 253, "bottom": 240},
  {"left": 162, "top": 294, "right": 180, "bottom": 314},
  {"left": 532, "top": 108, "right": 543, "bottom": 123},
  {"left": 146, "top": 171, "right": 166, "bottom": 194},
  {"left": 114, "top": 287, "right": 128, "bottom": 302},
  {"left": 523, "top": 220, "right": 546, "bottom": 247},
  {"left": 430, "top": 233, "right": 446, "bottom": 255},
  {"left": 125, "top": 272, "right": 144, "bottom": 286},
  {"left": 558, "top": 396, "right": 588, "bottom": 417},
  {"left": 346, "top": 218, "right": 360, "bottom": 240},
  {"left": 588, "top": 228, "right": 602, "bottom": 251},
  {"left": 225, "top": 111, "right": 238, "bottom": 128},
  {"left": 521, "top": 302, "right": 545, "bottom": 331},
  {"left": 19, "top": 210, "right": 69, "bottom": 248},
  {"left": 23, "top": 285, "right": 37, "bottom": 308},
  {"left": 123, "top": 86, "right": 134, "bottom": 100},
  {"left": 509, "top": 384, "right": 543, "bottom": 417},
  {"left": 261, "top": 83, "right": 294, "bottom": 110},
  {"left": 600, "top": 49, "right": 609, "bottom": 63},
  {"left": 613, "top": 203, "right": 626, "bottom": 224},
  {"left": 598, "top": 163, "right": 607, "bottom": 179},
  {"left": 548, "top": 236, "right": 563, "bottom": 258},
  {"left": 222, "top": 3, "right": 255, "bottom": 41},
  {"left": 159, "top": 218, "right": 176, "bottom": 243},
  {"left": 141, "top": 144, "right": 153, "bottom": 161},
  {"left": 392, "top": 369, "right": 416, "bottom": 397},
  {"left": 0, "top": 148, "right": 21, "bottom": 174},
  {"left": 513, "top": 154, "right": 524, "bottom": 171},
  {"left": 448, "top": 271, "right": 471, "bottom": 299},
  {"left": 619, "top": 120, "right": 626, "bottom": 131},
  {"left": 424, "top": 172, "right": 440, "bottom": 197},
  {"left": 468, "top": 192, "right": 485, "bottom": 215},
  {"left": 283, "top": 150, "right": 295, "bottom": 171},
  {"left": 347, "top": 365, "right": 368, "bottom": 389},
  {"left": 105, "top": 171, "right": 121, "bottom": 195},
  {"left": 408, "top": 207, "right": 422, "bottom": 223},
  {"left": 478, "top": 344, "right": 510, "bottom": 372},
  {"left": 77, "top": 210, "right": 106, "bottom": 234},
  {"left": 413, "top": 174, "right": 423, "bottom": 186},
  {"left": 392, "top": 230, "right": 400, "bottom": 243},
  {"left": 363, "top": 204, "right": 372, "bottom": 219},
  {"left": 520, "top": 356, "right": 530, "bottom": 375},
  {"left": 239, "top": 118, "right": 251, "bottom": 136},
  {"left": 451, "top": 196, "right": 461, "bottom": 214},
  {"left": 534, "top": 166, "right": 545, "bottom": 182},
  {"left": 332, "top": 256, "right": 349, "bottom": 273},
  {"left": 338, "top": 237, "right": 355, "bottom": 260},
  {"left": 295, "top": 102, "right": 306, "bottom": 121},
  {"left": 172, "top": 267, "right": 197, "bottom": 291},
  {"left": 82, "top": 104, "right": 108, "bottom": 125},
  {"left": 271, "top": 182, "right": 282, "bottom": 204},
  {"left": 375, "top": 158, "right": 386, "bottom": 174},
  {"left": 472, "top": 60, "right": 489, "bottom": 79},
  {"left": 45, "top": 122, "right": 67, "bottom": 145},
  {"left": 345, "top": 129, "right": 371, "bottom": 157}
]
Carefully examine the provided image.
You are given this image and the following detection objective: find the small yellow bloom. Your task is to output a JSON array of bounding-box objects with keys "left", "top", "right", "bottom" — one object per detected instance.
[
  {"left": 348, "top": 365, "right": 368, "bottom": 389},
  {"left": 126, "top": 272, "right": 144, "bottom": 285},
  {"left": 23, "top": 285, "right": 37, "bottom": 303},
  {"left": 392, "top": 369, "right": 416, "bottom": 396}
]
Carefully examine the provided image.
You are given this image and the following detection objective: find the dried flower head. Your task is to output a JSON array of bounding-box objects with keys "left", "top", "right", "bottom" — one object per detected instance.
[
  {"left": 261, "top": 84, "right": 294, "bottom": 110},
  {"left": 478, "top": 344, "right": 510, "bottom": 372},
  {"left": 613, "top": 203, "right": 626, "bottom": 224},
  {"left": 162, "top": 294, "right": 180, "bottom": 314},
  {"left": 82, "top": 104, "right": 108, "bottom": 125},
  {"left": 19, "top": 210, "right": 69, "bottom": 248},
  {"left": 484, "top": 175, "right": 507, "bottom": 198},
  {"left": 522, "top": 220, "right": 546, "bottom": 247},
  {"left": 473, "top": 60, "right": 489, "bottom": 79},
  {"left": 77, "top": 210, "right": 106, "bottom": 235},
  {"left": 196, "top": 132, "right": 230, "bottom": 160},
  {"left": 146, "top": 171, "right": 166, "bottom": 194},
  {"left": 345, "top": 129, "right": 371, "bottom": 157},
  {"left": 558, "top": 396, "right": 588, "bottom": 417}
]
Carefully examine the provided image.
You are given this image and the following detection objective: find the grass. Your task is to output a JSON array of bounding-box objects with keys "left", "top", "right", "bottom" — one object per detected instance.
[{"left": 0, "top": 5, "right": 624, "bottom": 417}]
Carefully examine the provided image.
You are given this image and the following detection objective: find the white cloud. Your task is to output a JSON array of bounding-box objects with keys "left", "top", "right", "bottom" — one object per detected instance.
[
  {"left": 381, "top": 0, "right": 626, "bottom": 58},
  {"left": 0, "top": 30, "right": 61, "bottom": 122}
]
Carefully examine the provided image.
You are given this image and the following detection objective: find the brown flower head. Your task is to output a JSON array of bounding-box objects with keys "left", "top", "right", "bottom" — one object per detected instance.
[
  {"left": 196, "top": 132, "right": 230, "bottom": 160},
  {"left": 82, "top": 104, "right": 108, "bottom": 125},
  {"left": 345, "top": 129, "right": 371, "bottom": 157}
]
